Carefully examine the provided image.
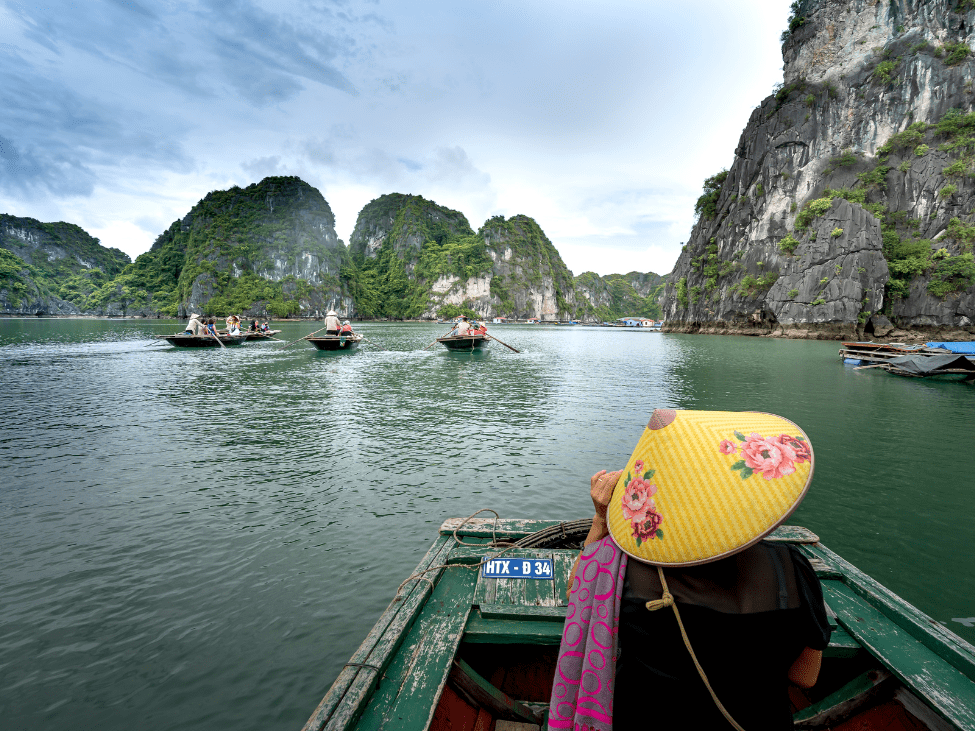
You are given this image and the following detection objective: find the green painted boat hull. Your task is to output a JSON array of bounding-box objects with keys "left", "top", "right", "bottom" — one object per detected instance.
[{"left": 303, "top": 519, "right": 975, "bottom": 731}]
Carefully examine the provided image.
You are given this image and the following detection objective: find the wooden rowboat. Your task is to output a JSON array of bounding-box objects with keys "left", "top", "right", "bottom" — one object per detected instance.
[
  {"left": 306, "top": 334, "right": 363, "bottom": 351},
  {"left": 303, "top": 518, "right": 975, "bottom": 731},
  {"left": 437, "top": 335, "right": 490, "bottom": 351},
  {"left": 156, "top": 334, "right": 246, "bottom": 347}
]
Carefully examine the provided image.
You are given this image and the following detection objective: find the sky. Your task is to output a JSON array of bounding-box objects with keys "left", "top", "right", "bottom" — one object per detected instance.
[{"left": 0, "top": 0, "right": 791, "bottom": 277}]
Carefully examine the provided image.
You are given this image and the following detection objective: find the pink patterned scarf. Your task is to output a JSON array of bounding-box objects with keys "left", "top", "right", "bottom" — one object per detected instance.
[{"left": 548, "top": 536, "right": 627, "bottom": 731}]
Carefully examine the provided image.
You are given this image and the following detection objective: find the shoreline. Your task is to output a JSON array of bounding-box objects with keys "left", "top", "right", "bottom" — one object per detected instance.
[{"left": 3, "top": 313, "right": 973, "bottom": 343}]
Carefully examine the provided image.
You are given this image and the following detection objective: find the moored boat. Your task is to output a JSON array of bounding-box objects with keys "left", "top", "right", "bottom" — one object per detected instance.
[
  {"left": 437, "top": 334, "right": 489, "bottom": 351},
  {"left": 306, "top": 334, "right": 363, "bottom": 351},
  {"left": 303, "top": 518, "right": 975, "bottom": 731}
]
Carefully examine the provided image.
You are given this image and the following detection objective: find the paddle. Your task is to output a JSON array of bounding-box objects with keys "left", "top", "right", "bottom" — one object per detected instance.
[
  {"left": 359, "top": 336, "right": 387, "bottom": 351},
  {"left": 208, "top": 328, "right": 227, "bottom": 348},
  {"left": 423, "top": 326, "right": 456, "bottom": 350},
  {"left": 280, "top": 325, "right": 330, "bottom": 349},
  {"left": 486, "top": 333, "right": 520, "bottom": 353}
]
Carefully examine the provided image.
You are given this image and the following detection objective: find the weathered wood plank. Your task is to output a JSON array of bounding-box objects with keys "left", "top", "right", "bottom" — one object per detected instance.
[
  {"left": 523, "top": 551, "right": 556, "bottom": 607},
  {"left": 793, "top": 669, "right": 892, "bottom": 728},
  {"left": 479, "top": 604, "right": 567, "bottom": 622},
  {"left": 552, "top": 551, "right": 576, "bottom": 607},
  {"left": 302, "top": 535, "right": 453, "bottom": 731},
  {"left": 463, "top": 613, "right": 564, "bottom": 646},
  {"left": 823, "top": 580, "right": 975, "bottom": 729},
  {"left": 440, "top": 518, "right": 570, "bottom": 540},
  {"left": 473, "top": 573, "right": 497, "bottom": 607},
  {"left": 350, "top": 566, "right": 478, "bottom": 731},
  {"left": 766, "top": 525, "right": 820, "bottom": 543},
  {"left": 798, "top": 542, "right": 975, "bottom": 682},
  {"left": 449, "top": 658, "right": 543, "bottom": 725},
  {"left": 824, "top": 625, "right": 862, "bottom": 659}
]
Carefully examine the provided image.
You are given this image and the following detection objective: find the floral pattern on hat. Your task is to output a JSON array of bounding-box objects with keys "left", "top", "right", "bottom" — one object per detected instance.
[
  {"left": 621, "top": 467, "right": 664, "bottom": 545},
  {"left": 720, "top": 431, "right": 809, "bottom": 480}
]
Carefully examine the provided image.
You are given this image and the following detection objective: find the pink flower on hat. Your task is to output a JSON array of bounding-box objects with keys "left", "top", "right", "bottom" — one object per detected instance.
[
  {"left": 718, "top": 439, "right": 737, "bottom": 455},
  {"left": 740, "top": 432, "right": 797, "bottom": 480},
  {"left": 621, "top": 476, "right": 657, "bottom": 523},
  {"left": 632, "top": 509, "right": 663, "bottom": 544},
  {"left": 633, "top": 459, "right": 645, "bottom": 473},
  {"left": 777, "top": 434, "right": 811, "bottom": 464}
]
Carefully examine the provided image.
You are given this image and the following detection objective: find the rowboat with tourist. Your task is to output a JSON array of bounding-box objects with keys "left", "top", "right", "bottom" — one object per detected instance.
[
  {"left": 156, "top": 333, "right": 246, "bottom": 347},
  {"left": 306, "top": 334, "right": 363, "bottom": 351},
  {"left": 302, "top": 517, "right": 975, "bottom": 731},
  {"left": 436, "top": 333, "right": 490, "bottom": 351}
]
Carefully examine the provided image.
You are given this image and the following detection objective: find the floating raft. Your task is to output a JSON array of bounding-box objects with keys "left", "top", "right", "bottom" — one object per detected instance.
[
  {"left": 437, "top": 335, "right": 489, "bottom": 351},
  {"left": 306, "top": 334, "right": 362, "bottom": 351},
  {"left": 303, "top": 518, "right": 975, "bottom": 731}
]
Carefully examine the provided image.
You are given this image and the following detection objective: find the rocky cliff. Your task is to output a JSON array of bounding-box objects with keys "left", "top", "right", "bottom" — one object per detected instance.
[
  {"left": 574, "top": 271, "right": 667, "bottom": 321},
  {"left": 346, "top": 194, "right": 578, "bottom": 320},
  {"left": 662, "top": 0, "right": 975, "bottom": 340},
  {"left": 0, "top": 215, "right": 130, "bottom": 315},
  {"left": 109, "top": 176, "right": 351, "bottom": 317}
]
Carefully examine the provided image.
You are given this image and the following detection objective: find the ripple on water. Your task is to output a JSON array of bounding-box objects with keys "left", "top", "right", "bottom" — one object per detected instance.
[{"left": 2, "top": 321, "right": 974, "bottom": 731}]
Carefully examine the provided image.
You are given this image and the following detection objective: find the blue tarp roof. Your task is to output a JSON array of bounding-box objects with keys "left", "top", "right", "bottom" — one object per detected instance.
[{"left": 926, "top": 342, "right": 975, "bottom": 354}]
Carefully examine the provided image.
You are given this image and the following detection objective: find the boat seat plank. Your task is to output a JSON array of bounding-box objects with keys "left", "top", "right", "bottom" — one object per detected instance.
[
  {"left": 479, "top": 605, "right": 566, "bottom": 622},
  {"left": 463, "top": 614, "right": 564, "bottom": 646},
  {"left": 349, "top": 566, "right": 478, "bottom": 731},
  {"left": 824, "top": 581, "right": 975, "bottom": 729}
]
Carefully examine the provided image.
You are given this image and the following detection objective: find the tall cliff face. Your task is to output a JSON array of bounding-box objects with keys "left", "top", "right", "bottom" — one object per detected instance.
[
  {"left": 134, "top": 176, "right": 351, "bottom": 317},
  {"left": 662, "top": 0, "right": 975, "bottom": 339},
  {"left": 574, "top": 271, "right": 667, "bottom": 321},
  {"left": 0, "top": 215, "right": 130, "bottom": 315},
  {"left": 346, "top": 194, "right": 577, "bottom": 320}
]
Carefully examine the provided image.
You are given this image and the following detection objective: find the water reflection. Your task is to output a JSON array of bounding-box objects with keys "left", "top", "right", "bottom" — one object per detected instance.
[{"left": 1, "top": 320, "right": 973, "bottom": 731}]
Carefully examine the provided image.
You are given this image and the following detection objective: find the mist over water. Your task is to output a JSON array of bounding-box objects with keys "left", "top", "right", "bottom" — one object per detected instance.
[{"left": 2, "top": 319, "right": 973, "bottom": 731}]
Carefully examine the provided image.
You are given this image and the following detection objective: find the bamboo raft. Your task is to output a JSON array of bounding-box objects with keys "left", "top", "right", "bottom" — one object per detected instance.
[{"left": 303, "top": 518, "right": 975, "bottom": 731}]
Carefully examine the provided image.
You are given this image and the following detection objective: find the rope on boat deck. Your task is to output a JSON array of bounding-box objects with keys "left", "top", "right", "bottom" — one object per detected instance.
[{"left": 392, "top": 509, "right": 522, "bottom": 601}]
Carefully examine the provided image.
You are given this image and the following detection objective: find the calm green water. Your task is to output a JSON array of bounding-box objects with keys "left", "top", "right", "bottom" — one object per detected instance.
[{"left": 1, "top": 319, "right": 973, "bottom": 730}]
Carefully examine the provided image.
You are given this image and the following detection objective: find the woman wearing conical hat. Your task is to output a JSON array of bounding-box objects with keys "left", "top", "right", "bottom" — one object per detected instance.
[
  {"left": 324, "top": 310, "right": 341, "bottom": 336},
  {"left": 549, "top": 409, "right": 831, "bottom": 731}
]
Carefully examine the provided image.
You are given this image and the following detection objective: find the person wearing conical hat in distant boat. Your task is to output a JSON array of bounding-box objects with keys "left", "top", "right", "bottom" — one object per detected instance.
[
  {"left": 324, "top": 310, "right": 341, "bottom": 336},
  {"left": 226, "top": 315, "right": 240, "bottom": 336},
  {"left": 549, "top": 409, "right": 830, "bottom": 731},
  {"left": 182, "top": 313, "right": 202, "bottom": 336},
  {"left": 447, "top": 315, "right": 470, "bottom": 337}
]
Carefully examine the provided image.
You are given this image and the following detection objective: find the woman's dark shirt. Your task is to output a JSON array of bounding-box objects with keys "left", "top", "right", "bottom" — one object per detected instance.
[{"left": 614, "top": 542, "right": 830, "bottom": 731}]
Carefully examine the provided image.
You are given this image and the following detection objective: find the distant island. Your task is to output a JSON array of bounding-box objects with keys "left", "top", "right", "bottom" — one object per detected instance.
[{"left": 0, "top": 177, "right": 665, "bottom": 323}]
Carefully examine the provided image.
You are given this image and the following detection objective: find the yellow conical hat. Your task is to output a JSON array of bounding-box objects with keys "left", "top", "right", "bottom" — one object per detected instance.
[{"left": 607, "top": 409, "right": 814, "bottom": 566}]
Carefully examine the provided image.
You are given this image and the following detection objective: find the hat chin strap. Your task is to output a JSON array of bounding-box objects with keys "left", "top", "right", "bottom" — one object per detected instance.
[{"left": 646, "top": 566, "right": 748, "bottom": 731}]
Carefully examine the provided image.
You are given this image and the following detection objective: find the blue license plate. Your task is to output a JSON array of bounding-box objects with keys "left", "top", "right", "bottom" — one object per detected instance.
[{"left": 481, "top": 557, "right": 554, "bottom": 579}]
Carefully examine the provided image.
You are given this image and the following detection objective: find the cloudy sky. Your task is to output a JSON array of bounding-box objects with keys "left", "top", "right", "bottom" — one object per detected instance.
[{"left": 0, "top": 0, "right": 790, "bottom": 277}]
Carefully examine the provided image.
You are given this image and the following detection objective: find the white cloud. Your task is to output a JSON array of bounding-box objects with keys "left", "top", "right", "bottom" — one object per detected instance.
[{"left": 0, "top": 0, "right": 792, "bottom": 276}]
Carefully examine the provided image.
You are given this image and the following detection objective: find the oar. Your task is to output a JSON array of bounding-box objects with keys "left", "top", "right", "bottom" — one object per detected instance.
[
  {"left": 280, "top": 325, "right": 330, "bottom": 349},
  {"left": 854, "top": 363, "right": 888, "bottom": 370},
  {"left": 486, "top": 333, "right": 520, "bottom": 353},
  {"left": 359, "top": 336, "right": 387, "bottom": 351},
  {"left": 423, "top": 326, "right": 456, "bottom": 350},
  {"left": 208, "top": 328, "right": 227, "bottom": 348}
]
